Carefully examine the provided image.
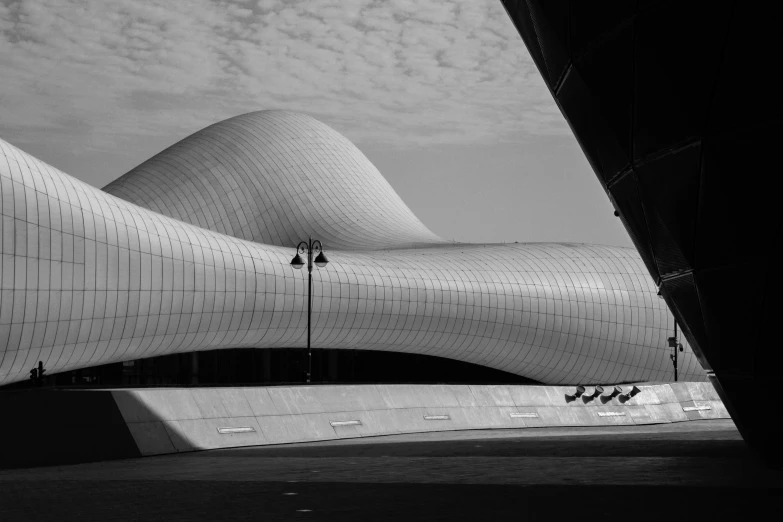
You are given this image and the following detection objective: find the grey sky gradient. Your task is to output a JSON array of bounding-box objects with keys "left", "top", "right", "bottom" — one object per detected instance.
[{"left": 0, "top": 0, "right": 631, "bottom": 247}]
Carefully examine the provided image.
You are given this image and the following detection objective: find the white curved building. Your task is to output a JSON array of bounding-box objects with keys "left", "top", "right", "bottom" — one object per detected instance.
[
  {"left": 104, "top": 111, "right": 442, "bottom": 250},
  {"left": 0, "top": 111, "right": 706, "bottom": 386}
]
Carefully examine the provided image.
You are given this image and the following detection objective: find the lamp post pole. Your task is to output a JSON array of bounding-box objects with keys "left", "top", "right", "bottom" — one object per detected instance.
[
  {"left": 290, "top": 238, "right": 329, "bottom": 384},
  {"left": 307, "top": 251, "right": 312, "bottom": 383},
  {"left": 668, "top": 322, "right": 681, "bottom": 382}
]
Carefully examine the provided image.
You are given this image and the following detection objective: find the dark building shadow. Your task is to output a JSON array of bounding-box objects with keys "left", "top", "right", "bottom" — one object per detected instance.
[{"left": 0, "top": 389, "right": 143, "bottom": 469}]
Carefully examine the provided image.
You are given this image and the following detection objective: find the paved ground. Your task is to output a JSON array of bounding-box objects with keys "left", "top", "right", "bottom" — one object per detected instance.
[{"left": 1, "top": 420, "right": 781, "bottom": 521}]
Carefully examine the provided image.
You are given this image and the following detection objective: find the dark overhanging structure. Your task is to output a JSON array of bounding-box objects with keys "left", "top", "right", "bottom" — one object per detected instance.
[{"left": 501, "top": 0, "right": 781, "bottom": 462}]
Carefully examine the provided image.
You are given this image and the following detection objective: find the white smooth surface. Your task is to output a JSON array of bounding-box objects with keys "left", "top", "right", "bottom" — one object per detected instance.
[{"left": 0, "top": 112, "right": 705, "bottom": 385}]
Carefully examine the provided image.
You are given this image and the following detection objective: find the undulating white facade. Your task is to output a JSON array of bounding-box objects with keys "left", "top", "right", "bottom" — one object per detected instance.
[{"left": 0, "top": 111, "right": 705, "bottom": 386}]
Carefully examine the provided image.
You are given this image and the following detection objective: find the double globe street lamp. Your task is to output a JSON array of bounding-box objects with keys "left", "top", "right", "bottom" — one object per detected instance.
[{"left": 290, "top": 238, "right": 329, "bottom": 384}]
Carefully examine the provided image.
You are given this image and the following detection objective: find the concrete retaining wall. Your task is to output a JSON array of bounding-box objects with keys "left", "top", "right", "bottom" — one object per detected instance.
[{"left": 111, "top": 382, "right": 729, "bottom": 457}]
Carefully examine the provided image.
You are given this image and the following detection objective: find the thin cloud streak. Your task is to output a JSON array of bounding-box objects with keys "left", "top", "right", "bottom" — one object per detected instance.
[{"left": 0, "top": 0, "right": 566, "bottom": 157}]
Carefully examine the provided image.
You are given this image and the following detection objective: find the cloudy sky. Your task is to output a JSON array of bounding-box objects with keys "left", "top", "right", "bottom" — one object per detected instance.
[{"left": 0, "top": 0, "right": 631, "bottom": 247}]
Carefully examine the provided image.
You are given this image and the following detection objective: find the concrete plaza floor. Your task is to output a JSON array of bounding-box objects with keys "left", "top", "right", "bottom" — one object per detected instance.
[{"left": 1, "top": 420, "right": 781, "bottom": 521}]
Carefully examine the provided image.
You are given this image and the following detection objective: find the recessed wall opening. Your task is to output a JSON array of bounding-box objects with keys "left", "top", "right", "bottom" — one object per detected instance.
[{"left": 0, "top": 348, "right": 538, "bottom": 390}]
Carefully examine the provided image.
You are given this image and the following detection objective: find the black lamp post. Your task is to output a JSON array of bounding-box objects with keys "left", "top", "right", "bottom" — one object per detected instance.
[
  {"left": 290, "top": 238, "right": 329, "bottom": 384},
  {"left": 668, "top": 322, "right": 684, "bottom": 382}
]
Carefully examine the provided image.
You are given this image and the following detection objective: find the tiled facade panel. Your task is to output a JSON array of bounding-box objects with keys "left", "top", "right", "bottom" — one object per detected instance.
[
  {"left": 104, "top": 111, "right": 442, "bottom": 250},
  {"left": 0, "top": 113, "right": 704, "bottom": 387}
]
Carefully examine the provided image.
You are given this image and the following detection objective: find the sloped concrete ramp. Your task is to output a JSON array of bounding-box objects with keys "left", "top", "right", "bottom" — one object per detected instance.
[{"left": 0, "top": 383, "right": 727, "bottom": 467}]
